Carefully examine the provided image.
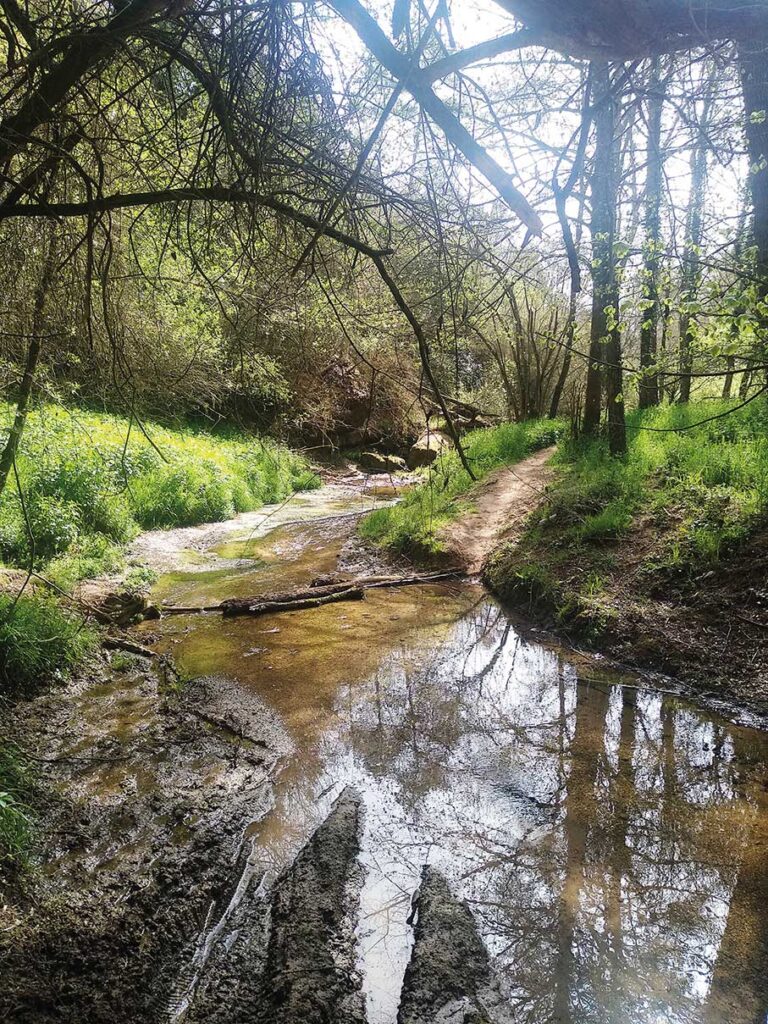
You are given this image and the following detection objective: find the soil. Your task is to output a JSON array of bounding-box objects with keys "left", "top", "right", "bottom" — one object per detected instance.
[
  {"left": 484, "top": 511, "right": 768, "bottom": 722},
  {"left": 398, "top": 867, "right": 512, "bottom": 1024},
  {"left": 0, "top": 664, "right": 292, "bottom": 1024},
  {"left": 437, "top": 448, "right": 555, "bottom": 574}
]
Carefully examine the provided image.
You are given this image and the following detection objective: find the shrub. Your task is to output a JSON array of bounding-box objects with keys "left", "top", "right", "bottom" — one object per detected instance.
[{"left": 0, "top": 593, "right": 97, "bottom": 692}]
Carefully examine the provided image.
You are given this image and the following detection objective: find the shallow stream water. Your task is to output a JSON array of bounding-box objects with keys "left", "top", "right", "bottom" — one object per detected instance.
[{"left": 140, "top": 481, "right": 768, "bottom": 1024}]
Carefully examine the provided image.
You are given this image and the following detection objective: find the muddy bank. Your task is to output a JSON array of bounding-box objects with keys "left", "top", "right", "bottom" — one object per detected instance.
[
  {"left": 1, "top": 666, "right": 291, "bottom": 1024},
  {"left": 484, "top": 523, "right": 768, "bottom": 722}
]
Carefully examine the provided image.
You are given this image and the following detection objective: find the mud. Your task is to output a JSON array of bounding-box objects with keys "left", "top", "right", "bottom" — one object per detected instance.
[
  {"left": 4, "top": 478, "right": 768, "bottom": 1024},
  {"left": 1, "top": 666, "right": 289, "bottom": 1024},
  {"left": 398, "top": 867, "right": 512, "bottom": 1024}
]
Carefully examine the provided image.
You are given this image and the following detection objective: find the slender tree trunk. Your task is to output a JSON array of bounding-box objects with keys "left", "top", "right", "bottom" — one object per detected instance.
[
  {"left": 739, "top": 41, "right": 768, "bottom": 390},
  {"left": 722, "top": 356, "right": 736, "bottom": 398},
  {"left": 585, "top": 62, "right": 622, "bottom": 448},
  {"left": 739, "top": 362, "right": 754, "bottom": 398},
  {"left": 678, "top": 88, "right": 713, "bottom": 403},
  {"left": 551, "top": 193, "right": 586, "bottom": 419},
  {"left": 584, "top": 63, "right": 626, "bottom": 453},
  {"left": 639, "top": 59, "right": 665, "bottom": 409},
  {"left": 739, "top": 38, "right": 768, "bottom": 316},
  {"left": 0, "top": 229, "right": 57, "bottom": 500}
]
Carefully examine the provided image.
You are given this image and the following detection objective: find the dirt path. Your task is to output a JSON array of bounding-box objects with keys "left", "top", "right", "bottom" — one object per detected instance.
[{"left": 439, "top": 446, "right": 554, "bottom": 574}]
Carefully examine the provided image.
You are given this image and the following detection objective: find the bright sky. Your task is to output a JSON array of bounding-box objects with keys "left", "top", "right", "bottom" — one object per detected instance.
[{"left": 314, "top": 0, "right": 747, "bottom": 276}]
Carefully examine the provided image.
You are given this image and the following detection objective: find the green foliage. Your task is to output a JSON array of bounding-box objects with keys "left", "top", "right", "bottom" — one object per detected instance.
[
  {"left": 0, "top": 743, "right": 33, "bottom": 873},
  {"left": 552, "top": 400, "right": 768, "bottom": 564},
  {"left": 0, "top": 403, "right": 319, "bottom": 571},
  {"left": 360, "top": 418, "right": 564, "bottom": 555},
  {"left": 0, "top": 592, "right": 98, "bottom": 692}
]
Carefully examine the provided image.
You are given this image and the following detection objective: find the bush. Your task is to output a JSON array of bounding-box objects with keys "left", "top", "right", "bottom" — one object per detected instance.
[{"left": 0, "top": 593, "right": 97, "bottom": 692}]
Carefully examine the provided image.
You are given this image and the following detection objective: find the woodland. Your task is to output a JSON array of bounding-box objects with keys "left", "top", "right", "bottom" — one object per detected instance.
[{"left": 1, "top": 1, "right": 768, "bottom": 1022}]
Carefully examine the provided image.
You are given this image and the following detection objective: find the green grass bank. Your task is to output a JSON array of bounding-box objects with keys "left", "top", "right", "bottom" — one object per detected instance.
[
  {"left": 0, "top": 402, "right": 319, "bottom": 690},
  {"left": 359, "top": 418, "right": 564, "bottom": 558}
]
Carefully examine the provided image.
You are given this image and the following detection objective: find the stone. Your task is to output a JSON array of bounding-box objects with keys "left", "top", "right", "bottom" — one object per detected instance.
[
  {"left": 407, "top": 430, "right": 451, "bottom": 469},
  {"left": 359, "top": 451, "right": 408, "bottom": 474}
]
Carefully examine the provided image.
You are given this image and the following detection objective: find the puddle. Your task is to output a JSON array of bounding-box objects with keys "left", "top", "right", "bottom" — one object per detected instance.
[{"left": 139, "top": 486, "right": 768, "bottom": 1024}]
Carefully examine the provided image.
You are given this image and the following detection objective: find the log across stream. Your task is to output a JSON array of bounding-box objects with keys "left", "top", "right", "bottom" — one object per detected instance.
[{"left": 124, "top": 479, "right": 768, "bottom": 1024}]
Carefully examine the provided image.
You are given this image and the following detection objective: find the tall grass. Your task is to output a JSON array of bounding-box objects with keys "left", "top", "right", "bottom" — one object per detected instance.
[
  {"left": 551, "top": 399, "right": 768, "bottom": 560},
  {"left": 0, "top": 592, "right": 98, "bottom": 690},
  {"left": 360, "top": 418, "right": 564, "bottom": 555},
  {"left": 0, "top": 403, "right": 320, "bottom": 578},
  {"left": 0, "top": 743, "right": 34, "bottom": 875}
]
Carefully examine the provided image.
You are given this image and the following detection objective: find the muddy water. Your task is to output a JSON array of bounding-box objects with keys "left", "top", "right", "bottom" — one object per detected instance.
[{"left": 141, "top": 484, "right": 768, "bottom": 1024}]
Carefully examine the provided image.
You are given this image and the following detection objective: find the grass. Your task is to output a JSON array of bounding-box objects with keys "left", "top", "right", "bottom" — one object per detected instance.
[
  {"left": 0, "top": 402, "right": 320, "bottom": 694},
  {"left": 0, "top": 592, "right": 98, "bottom": 691},
  {"left": 551, "top": 399, "right": 768, "bottom": 560},
  {"left": 485, "top": 398, "right": 768, "bottom": 630},
  {"left": 359, "top": 418, "right": 564, "bottom": 556},
  {"left": 0, "top": 742, "right": 34, "bottom": 877},
  {"left": 0, "top": 402, "right": 320, "bottom": 586}
]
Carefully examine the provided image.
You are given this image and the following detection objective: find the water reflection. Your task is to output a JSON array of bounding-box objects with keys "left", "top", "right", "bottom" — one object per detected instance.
[
  {"left": 151, "top": 582, "right": 768, "bottom": 1024},
  {"left": 240, "top": 601, "right": 766, "bottom": 1024}
]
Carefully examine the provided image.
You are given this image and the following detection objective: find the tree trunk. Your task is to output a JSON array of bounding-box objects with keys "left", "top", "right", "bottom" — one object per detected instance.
[
  {"left": 550, "top": 294, "right": 576, "bottom": 420},
  {"left": 739, "top": 38, "right": 768, "bottom": 307},
  {"left": 584, "top": 63, "right": 626, "bottom": 454},
  {"left": 639, "top": 59, "right": 665, "bottom": 409},
  {"left": 739, "top": 39, "right": 768, "bottom": 381},
  {"left": 0, "top": 229, "right": 57, "bottom": 500},
  {"left": 722, "top": 356, "right": 736, "bottom": 398},
  {"left": 678, "top": 86, "right": 713, "bottom": 403},
  {"left": 551, "top": 190, "right": 586, "bottom": 420}
]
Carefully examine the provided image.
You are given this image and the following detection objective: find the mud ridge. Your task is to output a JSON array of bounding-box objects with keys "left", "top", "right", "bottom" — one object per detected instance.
[{"left": 398, "top": 866, "right": 513, "bottom": 1024}]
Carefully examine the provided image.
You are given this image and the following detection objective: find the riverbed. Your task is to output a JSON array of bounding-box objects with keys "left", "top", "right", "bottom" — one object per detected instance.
[{"left": 134, "top": 478, "right": 768, "bottom": 1024}]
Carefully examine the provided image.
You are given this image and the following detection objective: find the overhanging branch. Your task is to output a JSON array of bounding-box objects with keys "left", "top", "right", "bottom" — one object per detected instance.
[
  {"left": 0, "top": 188, "right": 394, "bottom": 258},
  {"left": 328, "top": 0, "right": 543, "bottom": 235}
]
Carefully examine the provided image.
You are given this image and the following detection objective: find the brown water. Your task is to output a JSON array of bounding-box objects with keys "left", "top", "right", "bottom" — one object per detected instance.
[{"left": 143, "top": 486, "right": 768, "bottom": 1024}]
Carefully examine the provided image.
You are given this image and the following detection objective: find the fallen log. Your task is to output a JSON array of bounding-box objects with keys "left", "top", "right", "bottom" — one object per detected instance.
[
  {"left": 161, "top": 570, "right": 463, "bottom": 618},
  {"left": 309, "top": 570, "right": 461, "bottom": 590},
  {"left": 103, "top": 636, "right": 157, "bottom": 658},
  {"left": 220, "top": 585, "right": 364, "bottom": 617}
]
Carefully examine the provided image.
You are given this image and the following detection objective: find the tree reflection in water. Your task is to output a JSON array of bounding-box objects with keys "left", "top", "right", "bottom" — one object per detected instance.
[{"left": 246, "top": 597, "right": 768, "bottom": 1024}]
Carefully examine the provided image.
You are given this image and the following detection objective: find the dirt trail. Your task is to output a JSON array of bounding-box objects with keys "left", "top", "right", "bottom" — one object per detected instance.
[{"left": 439, "top": 446, "right": 555, "bottom": 574}]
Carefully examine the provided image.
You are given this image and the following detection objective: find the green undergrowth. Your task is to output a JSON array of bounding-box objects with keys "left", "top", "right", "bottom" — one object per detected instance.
[
  {"left": 360, "top": 418, "right": 564, "bottom": 557},
  {"left": 0, "top": 402, "right": 319, "bottom": 694},
  {"left": 0, "top": 741, "right": 35, "bottom": 879},
  {"left": 0, "top": 592, "right": 98, "bottom": 692},
  {"left": 0, "top": 402, "right": 320, "bottom": 587},
  {"left": 486, "top": 399, "right": 768, "bottom": 633}
]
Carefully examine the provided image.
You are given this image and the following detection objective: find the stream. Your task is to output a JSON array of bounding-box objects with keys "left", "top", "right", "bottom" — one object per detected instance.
[{"left": 132, "top": 477, "right": 768, "bottom": 1024}]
